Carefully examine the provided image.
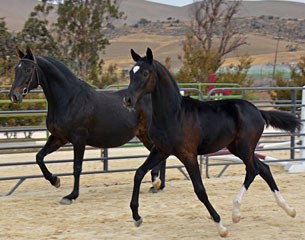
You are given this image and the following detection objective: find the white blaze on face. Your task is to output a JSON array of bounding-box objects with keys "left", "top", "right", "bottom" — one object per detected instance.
[
  {"left": 133, "top": 65, "right": 140, "bottom": 74},
  {"left": 18, "top": 63, "right": 22, "bottom": 68}
]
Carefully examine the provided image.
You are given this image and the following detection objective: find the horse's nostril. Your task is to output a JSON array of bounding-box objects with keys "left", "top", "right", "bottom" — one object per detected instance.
[
  {"left": 124, "top": 97, "right": 132, "bottom": 106},
  {"left": 11, "top": 94, "right": 18, "bottom": 103}
]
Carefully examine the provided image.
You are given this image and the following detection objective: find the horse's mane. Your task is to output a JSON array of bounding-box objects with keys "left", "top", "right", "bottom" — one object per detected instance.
[
  {"left": 153, "top": 60, "right": 181, "bottom": 102},
  {"left": 38, "top": 56, "right": 94, "bottom": 90}
]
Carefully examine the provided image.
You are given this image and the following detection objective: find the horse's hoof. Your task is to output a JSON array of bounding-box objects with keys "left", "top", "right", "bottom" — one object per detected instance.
[
  {"left": 59, "top": 198, "right": 73, "bottom": 205},
  {"left": 134, "top": 217, "right": 143, "bottom": 227},
  {"left": 220, "top": 228, "right": 229, "bottom": 238},
  {"left": 216, "top": 222, "right": 228, "bottom": 238},
  {"left": 149, "top": 187, "right": 162, "bottom": 194},
  {"left": 232, "top": 214, "right": 241, "bottom": 223},
  {"left": 54, "top": 177, "right": 61, "bottom": 188},
  {"left": 289, "top": 208, "right": 296, "bottom": 218}
]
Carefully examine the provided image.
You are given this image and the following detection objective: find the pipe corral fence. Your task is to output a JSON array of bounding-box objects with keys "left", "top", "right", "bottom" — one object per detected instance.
[{"left": 1, "top": 84, "right": 305, "bottom": 196}]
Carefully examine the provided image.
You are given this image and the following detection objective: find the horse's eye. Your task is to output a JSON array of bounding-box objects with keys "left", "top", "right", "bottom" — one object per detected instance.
[{"left": 143, "top": 71, "right": 149, "bottom": 77}]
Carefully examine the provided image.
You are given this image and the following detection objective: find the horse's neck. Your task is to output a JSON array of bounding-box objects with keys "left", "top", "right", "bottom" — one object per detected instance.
[
  {"left": 151, "top": 70, "right": 182, "bottom": 124},
  {"left": 37, "top": 58, "right": 77, "bottom": 106}
]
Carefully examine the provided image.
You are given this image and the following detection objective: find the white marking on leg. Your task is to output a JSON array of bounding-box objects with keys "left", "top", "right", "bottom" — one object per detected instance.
[
  {"left": 273, "top": 190, "right": 296, "bottom": 218},
  {"left": 133, "top": 65, "right": 140, "bottom": 73},
  {"left": 232, "top": 185, "right": 246, "bottom": 223},
  {"left": 215, "top": 221, "right": 228, "bottom": 238},
  {"left": 152, "top": 177, "right": 161, "bottom": 189}
]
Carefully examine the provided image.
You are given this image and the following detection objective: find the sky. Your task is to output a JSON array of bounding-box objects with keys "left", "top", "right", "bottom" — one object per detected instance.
[{"left": 147, "top": 0, "right": 305, "bottom": 7}]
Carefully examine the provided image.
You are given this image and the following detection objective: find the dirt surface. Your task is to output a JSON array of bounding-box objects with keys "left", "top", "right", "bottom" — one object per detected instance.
[{"left": 0, "top": 147, "right": 305, "bottom": 240}]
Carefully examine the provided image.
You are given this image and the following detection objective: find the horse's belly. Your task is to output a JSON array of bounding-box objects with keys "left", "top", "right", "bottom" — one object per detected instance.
[
  {"left": 197, "top": 142, "right": 228, "bottom": 155},
  {"left": 87, "top": 128, "right": 135, "bottom": 148},
  {"left": 197, "top": 129, "right": 236, "bottom": 155}
]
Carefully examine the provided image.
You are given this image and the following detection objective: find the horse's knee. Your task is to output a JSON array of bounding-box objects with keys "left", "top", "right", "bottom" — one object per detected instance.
[
  {"left": 36, "top": 152, "right": 44, "bottom": 164},
  {"left": 134, "top": 168, "right": 146, "bottom": 183}
]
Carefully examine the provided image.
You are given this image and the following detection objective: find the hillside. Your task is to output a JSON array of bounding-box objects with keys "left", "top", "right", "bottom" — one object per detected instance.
[
  {"left": 2, "top": 0, "right": 305, "bottom": 31},
  {"left": 1, "top": 0, "right": 305, "bottom": 72}
]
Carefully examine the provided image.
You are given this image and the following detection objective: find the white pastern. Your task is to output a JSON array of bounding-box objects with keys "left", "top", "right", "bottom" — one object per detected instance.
[
  {"left": 215, "top": 221, "right": 228, "bottom": 238},
  {"left": 152, "top": 177, "right": 161, "bottom": 189},
  {"left": 273, "top": 190, "right": 296, "bottom": 217},
  {"left": 232, "top": 185, "right": 247, "bottom": 223},
  {"left": 133, "top": 65, "right": 140, "bottom": 74}
]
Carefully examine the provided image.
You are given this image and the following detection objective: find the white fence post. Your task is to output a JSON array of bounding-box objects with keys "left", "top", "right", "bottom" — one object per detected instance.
[{"left": 288, "top": 85, "right": 305, "bottom": 173}]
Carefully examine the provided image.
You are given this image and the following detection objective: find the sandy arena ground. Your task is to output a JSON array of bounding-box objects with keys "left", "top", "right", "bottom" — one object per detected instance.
[{"left": 0, "top": 147, "right": 305, "bottom": 240}]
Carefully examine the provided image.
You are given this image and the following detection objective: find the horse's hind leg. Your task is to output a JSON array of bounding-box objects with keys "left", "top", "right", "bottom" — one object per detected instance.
[
  {"left": 227, "top": 143, "right": 259, "bottom": 223},
  {"left": 255, "top": 157, "right": 296, "bottom": 218},
  {"left": 36, "top": 135, "right": 66, "bottom": 187},
  {"left": 232, "top": 167, "right": 257, "bottom": 223},
  {"left": 181, "top": 154, "right": 228, "bottom": 237},
  {"left": 138, "top": 133, "right": 166, "bottom": 192},
  {"left": 150, "top": 161, "right": 166, "bottom": 193}
]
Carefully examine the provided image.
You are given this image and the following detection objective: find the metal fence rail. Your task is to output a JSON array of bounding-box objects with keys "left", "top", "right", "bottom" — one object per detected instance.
[{"left": 1, "top": 86, "right": 305, "bottom": 196}]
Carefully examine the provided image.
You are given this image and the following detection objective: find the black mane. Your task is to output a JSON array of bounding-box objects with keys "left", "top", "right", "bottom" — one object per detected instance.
[{"left": 39, "top": 56, "right": 94, "bottom": 91}]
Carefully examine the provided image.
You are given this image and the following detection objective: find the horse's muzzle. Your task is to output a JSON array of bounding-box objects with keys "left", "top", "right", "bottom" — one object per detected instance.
[{"left": 9, "top": 92, "right": 23, "bottom": 104}]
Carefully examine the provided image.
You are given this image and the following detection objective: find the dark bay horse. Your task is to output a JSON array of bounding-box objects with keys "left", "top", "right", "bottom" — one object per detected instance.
[
  {"left": 9, "top": 47, "right": 166, "bottom": 204},
  {"left": 123, "top": 48, "right": 300, "bottom": 237}
]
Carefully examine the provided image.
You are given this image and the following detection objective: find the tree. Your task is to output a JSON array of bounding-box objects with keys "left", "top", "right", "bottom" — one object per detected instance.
[
  {"left": 0, "top": 17, "right": 15, "bottom": 83},
  {"left": 54, "top": 0, "right": 125, "bottom": 85},
  {"left": 270, "top": 56, "right": 305, "bottom": 109},
  {"left": 177, "top": 34, "right": 220, "bottom": 83},
  {"left": 216, "top": 55, "right": 254, "bottom": 87},
  {"left": 178, "top": 0, "right": 247, "bottom": 83},
  {"left": 16, "top": 0, "right": 57, "bottom": 56}
]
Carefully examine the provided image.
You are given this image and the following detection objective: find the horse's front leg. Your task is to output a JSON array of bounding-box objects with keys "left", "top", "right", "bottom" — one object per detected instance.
[
  {"left": 36, "top": 135, "right": 67, "bottom": 187},
  {"left": 181, "top": 154, "right": 228, "bottom": 238},
  {"left": 60, "top": 142, "right": 85, "bottom": 205},
  {"left": 130, "top": 147, "right": 168, "bottom": 226}
]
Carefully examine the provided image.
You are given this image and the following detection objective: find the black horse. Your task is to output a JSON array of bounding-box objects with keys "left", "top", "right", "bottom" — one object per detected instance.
[
  {"left": 123, "top": 48, "right": 300, "bottom": 237},
  {"left": 9, "top": 47, "right": 166, "bottom": 204}
]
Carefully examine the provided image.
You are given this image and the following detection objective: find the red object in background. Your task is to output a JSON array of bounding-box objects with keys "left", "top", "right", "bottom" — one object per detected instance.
[
  {"left": 208, "top": 73, "right": 216, "bottom": 92},
  {"left": 208, "top": 73, "right": 230, "bottom": 96}
]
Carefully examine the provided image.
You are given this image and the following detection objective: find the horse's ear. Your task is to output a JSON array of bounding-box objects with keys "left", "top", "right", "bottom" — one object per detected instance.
[
  {"left": 16, "top": 46, "right": 25, "bottom": 59},
  {"left": 146, "top": 48, "right": 153, "bottom": 64},
  {"left": 131, "top": 49, "right": 141, "bottom": 62},
  {"left": 26, "top": 46, "right": 34, "bottom": 60}
]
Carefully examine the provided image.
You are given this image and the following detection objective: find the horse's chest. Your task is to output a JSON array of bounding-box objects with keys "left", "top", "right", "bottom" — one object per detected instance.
[
  {"left": 149, "top": 126, "right": 176, "bottom": 153},
  {"left": 47, "top": 120, "right": 69, "bottom": 138}
]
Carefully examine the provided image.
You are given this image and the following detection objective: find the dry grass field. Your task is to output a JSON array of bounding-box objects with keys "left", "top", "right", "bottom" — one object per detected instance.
[{"left": 103, "top": 32, "right": 305, "bottom": 72}]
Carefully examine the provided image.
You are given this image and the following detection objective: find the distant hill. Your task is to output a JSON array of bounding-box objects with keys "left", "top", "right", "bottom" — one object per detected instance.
[
  {"left": 2, "top": 0, "right": 305, "bottom": 71},
  {"left": 1, "top": 0, "right": 305, "bottom": 31}
]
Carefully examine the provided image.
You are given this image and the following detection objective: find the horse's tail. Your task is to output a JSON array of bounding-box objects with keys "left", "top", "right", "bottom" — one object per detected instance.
[{"left": 260, "top": 110, "right": 301, "bottom": 133}]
